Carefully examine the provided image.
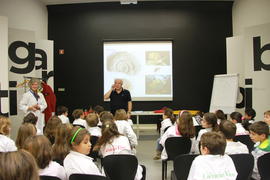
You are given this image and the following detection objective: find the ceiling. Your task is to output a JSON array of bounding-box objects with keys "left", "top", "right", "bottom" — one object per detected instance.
[{"left": 41, "top": 0, "right": 234, "bottom": 5}]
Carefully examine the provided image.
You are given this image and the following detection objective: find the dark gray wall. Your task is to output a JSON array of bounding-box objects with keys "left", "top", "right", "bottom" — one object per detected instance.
[{"left": 48, "top": 1, "right": 232, "bottom": 114}]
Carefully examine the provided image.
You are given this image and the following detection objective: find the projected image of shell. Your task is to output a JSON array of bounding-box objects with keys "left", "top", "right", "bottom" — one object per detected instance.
[
  {"left": 122, "top": 79, "right": 132, "bottom": 91},
  {"left": 107, "top": 52, "right": 140, "bottom": 75},
  {"left": 145, "top": 75, "right": 171, "bottom": 95},
  {"left": 146, "top": 51, "right": 170, "bottom": 66}
]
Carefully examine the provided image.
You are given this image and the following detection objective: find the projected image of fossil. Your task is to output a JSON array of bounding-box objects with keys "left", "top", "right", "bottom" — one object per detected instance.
[
  {"left": 145, "top": 51, "right": 170, "bottom": 66},
  {"left": 145, "top": 75, "right": 171, "bottom": 94},
  {"left": 107, "top": 52, "right": 140, "bottom": 75}
]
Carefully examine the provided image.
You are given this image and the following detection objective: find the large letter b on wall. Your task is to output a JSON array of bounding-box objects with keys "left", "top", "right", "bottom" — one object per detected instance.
[{"left": 253, "top": 36, "right": 270, "bottom": 71}]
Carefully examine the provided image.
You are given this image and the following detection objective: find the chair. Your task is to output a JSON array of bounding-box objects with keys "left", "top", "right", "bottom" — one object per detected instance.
[
  {"left": 229, "top": 154, "right": 254, "bottom": 180},
  {"left": 233, "top": 135, "right": 255, "bottom": 153},
  {"left": 257, "top": 153, "right": 270, "bottom": 180},
  {"left": 40, "top": 176, "right": 61, "bottom": 180},
  {"left": 89, "top": 136, "right": 99, "bottom": 161},
  {"left": 69, "top": 174, "right": 109, "bottom": 180},
  {"left": 102, "top": 154, "right": 138, "bottom": 180},
  {"left": 173, "top": 154, "right": 199, "bottom": 180},
  {"left": 162, "top": 137, "right": 192, "bottom": 180}
]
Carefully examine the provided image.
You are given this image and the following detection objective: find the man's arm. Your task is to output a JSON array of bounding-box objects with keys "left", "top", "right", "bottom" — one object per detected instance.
[
  {"left": 104, "top": 88, "right": 113, "bottom": 100},
  {"left": 128, "top": 101, "right": 132, "bottom": 113}
]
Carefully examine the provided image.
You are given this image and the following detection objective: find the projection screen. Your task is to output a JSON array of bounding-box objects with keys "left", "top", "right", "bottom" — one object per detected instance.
[{"left": 103, "top": 41, "right": 173, "bottom": 101}]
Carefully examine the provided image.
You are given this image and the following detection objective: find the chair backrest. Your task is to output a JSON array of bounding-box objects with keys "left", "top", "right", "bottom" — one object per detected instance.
[
  {"left": 257, "top": 153, "right": 270, "bottom": 180},
  {"left": 165, "top": 137, "right": 192, "bottom": 160},
  {"left": 89, "top": 136, "right": 99, "bottom": 159},
  {"left": 40, "top": 176, "right": 61, "bottom": 180},
  {"left": 69, "top": 174, "right": 109, "bottom": 180},
  {"left": 229, "top": 154, "right": 254, "bottom": 180},
  {"left": 233, "top": 135, "right": 254, "bottom": 153},
  {"left": 102, "top": 154, "right": 138, "bottom": 180},
  {"left": 173, "top": 154, "right": 199, "bottom": 180}
]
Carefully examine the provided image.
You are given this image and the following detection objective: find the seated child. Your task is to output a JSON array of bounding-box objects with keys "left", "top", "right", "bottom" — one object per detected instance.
[
  {"left": 16, "top": 123, "right": 37, "bottom": 149},
  {"left": 44, "top": 115, "right": 62, "bottom": 144},
  {"left": 0, "top": 115, "right": 17, "bottom": 152},
  {"left": 64, "top": 126, "right": 102, "bottom": 177},
  {"left": 0, "top": 150, "right": 39, "bottom": 180},
  {"left": 188, "top": 132, "right": 237, "bottom": 180},
  {"left": 114, "top": 109, "right": 137, "bottom": 153},
  {"left": 23, "top": 112, "right": 41, "bottom": 135},
  {"left": 94, "top": 120, "right": 144, "bottom": 180},
  {"left": 23, "top": 135, "right": 67, "bottom": 180},
  {"left": 72, "top": 109, "right": 87, "bottom": 128},
  {"left": 230, "top": 111, "right": 248, "bottom": 135},
  {"left": 57, "top": 106, "right": 70, "bottom": 124},
  {"left": 93, "top": 105, "right": 105, "bottom": 126},
  {"left": 86, "top": 113, "right": 102, "bottom": 137},
  {"left": 160, "top": 111, "right": 196, "bottom": 159},
  {"left": 242, "top": 108, "right": 256, "bottom": 131},
  {"left": 215, "top": 109, "right": 226, "bottom": 124},
  {"left": 219, "top": 120, "right": 249, "bottom": 154},
  {"left": 249, "top": 121, "right": 270, "bottom": 180},
  {"left": 197, "top": 112, "right": 219, "bottom": 142},
  {"left": 263, "top": 110, "right": 270, "bottom": 128}
]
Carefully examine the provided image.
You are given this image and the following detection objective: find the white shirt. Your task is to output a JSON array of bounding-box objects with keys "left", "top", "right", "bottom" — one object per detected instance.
[
  {"left": 64, "top": 151, "right": 102, "bottom": 178},
  {"left": 88, "top": 126, "right": 101, "bottom": 137},
  {"left": 187, "top": 154, "right": 237, "bottom": 180},
  {"left": 99, "top": 136, "right": 142, "bottom": 180},
  {"left": 19, "top": 90, "right": 47, "bottom": 134},
  {"left": 0, "top": 134, "right": 17, "bottom": 152},
  {"left": 160, "top": 125, "right": 196, "bottom": 160},
  {"left": 225, "top": 141, "right": 249, "bottom": 154},
  {"left": 127, "top": 119, "right": 134, "bottom": 127},
  {"left": 39, "top": 161, "right": 67, "bottom": 180},
  {"left": 195, "top": 128, "right": 212, "bottom": 154},
  {"left": 58, "top": 115, "right": 70, "bottom": 124},
  {"left": 73, "top": 118, "right": 88, "bottom": 128},
  {"left": 115, "top": 120, "right": 137, "bottom": 147},
  {"left": 235, "top": 123, "right": 249, "bottom": 136},
  {"left": 160, "top": 118, "right": 173, "bottom": 137}
]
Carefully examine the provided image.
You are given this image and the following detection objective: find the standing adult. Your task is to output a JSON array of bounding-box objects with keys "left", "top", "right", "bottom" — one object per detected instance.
[
  {"left": 19, "top": 78, "right": 47, "bottom": 134},
  {"left": 104, "top": 79, "right": 132, "bottom": 115}
]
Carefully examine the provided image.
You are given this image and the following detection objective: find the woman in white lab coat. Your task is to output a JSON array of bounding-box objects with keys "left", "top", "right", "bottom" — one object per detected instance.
[{"left": 19, "top": 78, "right": 47, "bottom": 134}]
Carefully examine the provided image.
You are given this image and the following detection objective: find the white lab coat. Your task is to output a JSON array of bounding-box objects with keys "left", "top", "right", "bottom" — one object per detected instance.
[
  {"left": 58, "top": 115, "right": 70, "bottom": 124},
  {"left": 115, "top": 120, "right": 138, "bottom": 147},
  {"left": 87, "top": 126, "right": 101, "bottom": 137},
  {"left": 64, "top": 151, "right": 102, "bottom": 178},
  {"left": 39, "top": 161, "right": 67, "bottom": 180},
  {"left": 225, "top": 141, "right": 249, "bottom": 155},
  {"left": 160, "top": 118, "right": 173, "bottom": 137},
  {"left": 0, "top": 134, "right": 17, "bottom": 152},
  {"left": 19, "top": 90, "right": 47, "bottom": 134},
  {"left": 235, "top": 123, "right": 249, "bottom": 136},
  {"left": 99, "top": 135, "right": 143, "bottom": 180},
  {"left": 187, "top": 154, "right": 237, "bottom": 180},
  {"left": 73, "top": 118, "right": 88, "bottom": 128}
]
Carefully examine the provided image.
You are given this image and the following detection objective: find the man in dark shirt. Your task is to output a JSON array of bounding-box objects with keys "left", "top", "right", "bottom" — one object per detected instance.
[{"left": 104, "top": 79, "right": 132, "bottom": 115}]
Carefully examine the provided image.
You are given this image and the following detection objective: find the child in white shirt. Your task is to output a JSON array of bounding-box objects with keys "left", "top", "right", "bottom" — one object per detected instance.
[
  {"left": 57, "top": 106, "right": 70, "bottom": 124},
  {"left": 86, "top": 113, "right": 101, "bottom": 137},
  {"left": 0, "top": 115, "right": 17, "bottom": 152},
  {"left": 263, "top": 110, "right": 270, "bottom": 129},
  {"left": 72, "top": 109, "right": 87, "bottom": 128},
  {"left": 230, "top": 111, "right": 248, "bottom": 135},
  {"left": 64, "top": 127, "right": 102, "bottom": 177},
  {"left": 160, "top": 111, "right": 196, "bottom": 160},
  {"left": 94, "top": 120, "right": 144, "bottom": 180},
  {"left": 219, "top": 120, "right": 249, "bottom": 154},
  {"left": 188, "top": 132, "right": 237, "bottom": 180}
]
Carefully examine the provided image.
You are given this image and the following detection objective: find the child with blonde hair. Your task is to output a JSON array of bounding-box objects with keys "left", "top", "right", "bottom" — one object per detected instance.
[
  {"left": 86, "top": 113, "right": 101, "bottom": 137},
  {"left": 16, "top": 123, "right": 37, "bottom": 149},
  {"left": 263, "top": 110, "right": 270, "bottom": 128},
  {"left": 44, "top": 115, "right": 62, "bottom": 144},
  {"left": 64, "top": 126, "right": 102, "bottom": 177},
  {"left": 0, "top": 115, "right": 17, "bottom": 152}
]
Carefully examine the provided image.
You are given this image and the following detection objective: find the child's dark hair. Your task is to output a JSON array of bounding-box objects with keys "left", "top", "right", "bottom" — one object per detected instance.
[
  {"left": 57, "top": 106, "right": 68, "bottom": 116},
  {"left": 68, "top": 126, "right": 90, "bottom": 149},
  {"left": 249, "top": 121, "right": 269, "bottom": 137},
  {"left": 219, "top": 120, "right": 236, "bottom": 139},
  {"left": 245, "top": 108, "right": 256, "bottom": 119},
  {"left": 23, "top": 113, "right": 38, "bottom": 125},
  {"left": 200, "top": 132, "right": 226, "bottom": 155},
  {"left": 94, "top": 120, "right": 120, "bottom": 152},
  {"left": 72, "top": 109, "right": 84, "bottom": 119},
  {"left": 93, "top": 105, "right": 104, "bottom": 115},
  {"left": 215, "top": 109, "right": 226, "bottom": 121},
  {"left": 164, "top": 108, "right": 176, "bottom": 124},
  {"left": 203, "top": 112, "right": 219, "bottom": 131},
  {"left": 23, "top": 135, "right": 52, "bottom": 169},
  {"left": 230, "top": 112, "right": 242, "bottom": 123},
  {"left": 86, "top": 113, "right": 99, "bottom": 127},
  {"left": 44, "top": 116, "right": 62, "bottom": 144},
  {"left": 177, "top": 111, "right": 195, "bottom": 138}
]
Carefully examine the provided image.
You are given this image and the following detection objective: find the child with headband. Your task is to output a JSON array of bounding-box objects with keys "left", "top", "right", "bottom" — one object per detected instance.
[{"left": 64, "top": 126, "right": 102, "bottom": 177}]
